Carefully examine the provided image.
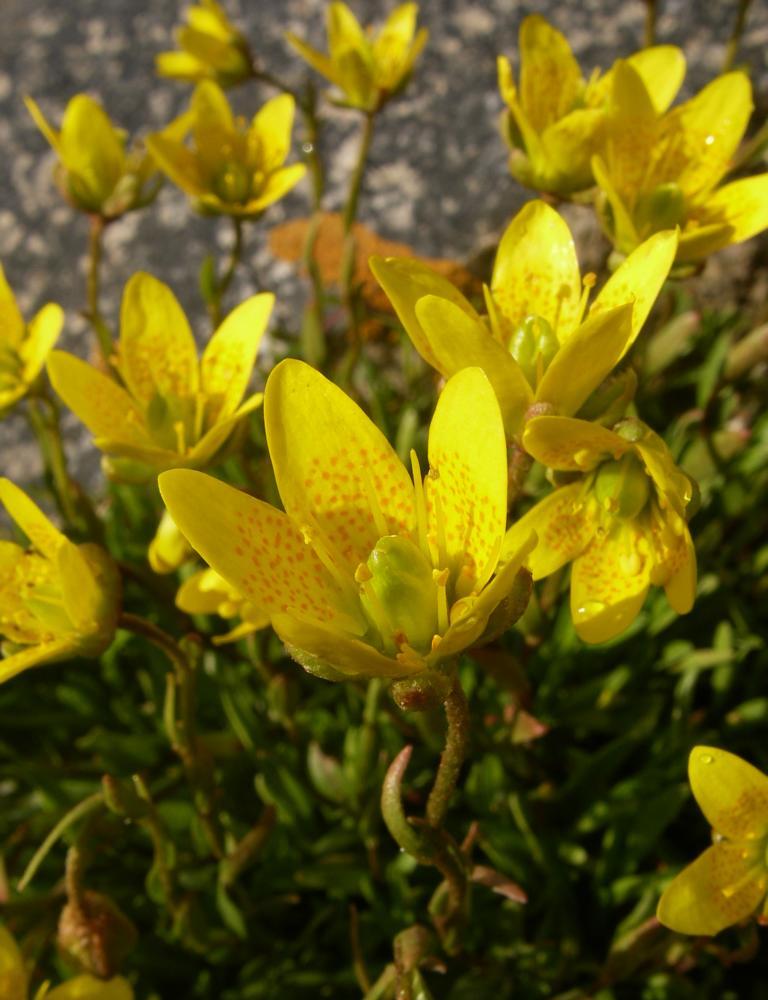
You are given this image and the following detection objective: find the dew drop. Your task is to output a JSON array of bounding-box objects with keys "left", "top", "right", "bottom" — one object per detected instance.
[
  {"left": 699, "top": 753, "right": 714, "bottom": 765},
  {"left": 575, "top": 600, "right": 606, "bottom": 620}
]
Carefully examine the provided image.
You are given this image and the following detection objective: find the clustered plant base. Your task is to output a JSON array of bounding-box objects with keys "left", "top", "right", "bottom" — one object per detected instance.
[{"left": 2, "top": 2, "right": 768, "bottom": 998}]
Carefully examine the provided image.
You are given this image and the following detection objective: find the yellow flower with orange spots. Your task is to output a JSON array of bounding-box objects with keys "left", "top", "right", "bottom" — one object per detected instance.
[
  {"left": 160, "top": 360, "right": 535, "bottom": 681},
  {"left": 497, "top": 15, "right": 684, "bottom": 195},
  {"left": 146, "top": 81, "right": 305, "bottom": 217},
  {"left": 25, "top": 94, "right": 159, "bottom": 218},
  {"left": 47, "top": 273, "right": 273, "bottom": 479},
  {"left": 177, "top": 567, "right": 270, "bottom": 644},
  {"left": 501, "top": 415, "right": 696, "bottom": 643},
  {"left": 593, "top": 65, "right": 768, "bottom": 263},
  {"left": 0, "top": 479, "right": 120, "bottom": 686},
  {"left": 286, "top": 2, "right": 428, "bottom": 112},
  {"left": 658, "top": 747, "right": 768, "bottom": 936},
  {"left": 0, "top": 263, "right": 63, "bottom": 414},
  {"left": 371, "top": 200, "right": 678, "bottom": 437},
  {"left": 156, "top": 0, "right": 252, "bottom": 88},
  {"left": 0, "top": 921, "right": 132, "bottom": 999}
]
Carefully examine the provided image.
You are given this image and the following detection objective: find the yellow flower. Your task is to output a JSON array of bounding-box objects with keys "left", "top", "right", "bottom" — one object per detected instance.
[
  {"left": 502, "top": 415, "right": 696, "bottom": 643},
  {"left": 156, "top": 0, "right": 252, "bottom": 88},
  {"left": 148, "top": 510, "right": 194, "bottom": 574},
  {"left": 24, "top": 94, "right": 159, "bottom": 218},
  {"left": 177, "top": 567, "right": 270, "bottom": 644},
  {"left": 146, "top": 82, "right": 305, "bottom": 217},
  {"left": 497, "top": 15, "right": 684, "bottom": 195},
  {"left": 0, "top": 264, "right": 63, "bottom": 413},
  {"left": 657, "top": 747, "right": 768, "bottom": 936},
  {"left": 47, "top": 273, "right": 273, "bottom": 478},
  {"left": 286, "top": 2, "right": 428, "bottom": 112},
  {"left": 160, "top": 360, "right": 535, "bottom": 681},
  {"left": 592, "top": 65, "right": 768, "bottom": 263},
  {"left": 0, "top": 480, "right": 120, "bottom": 685},
  {"left": 0, "top": 921, "right": 132, "bottom": 999},
  {"left": 371, "top": 200, "right": 678, "bottom": 437}
]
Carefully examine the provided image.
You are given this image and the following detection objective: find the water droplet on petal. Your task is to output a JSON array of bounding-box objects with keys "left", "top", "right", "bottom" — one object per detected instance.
[
  {"left": 699, "top": 753, "right": 714, "bottom": 765},
  {"left": 575, "top": 600, "right": 606, "bottom": 620}
]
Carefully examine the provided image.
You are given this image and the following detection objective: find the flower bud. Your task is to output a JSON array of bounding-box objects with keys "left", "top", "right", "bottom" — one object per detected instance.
[{"left": 58, "top": 890, "right": 137, "bottom": 979}]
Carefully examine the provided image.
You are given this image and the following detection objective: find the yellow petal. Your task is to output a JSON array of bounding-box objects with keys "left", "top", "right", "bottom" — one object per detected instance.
[
  {"left": 155, "top": 50, "right": 208, "bottom": 82},
  {"left": 284, "top": 34, "right": 339, "bottom": 86},
  {"left": 47, "top": 351, "right": 148, "bottom": 448},
  {"left": 537, "top": 108, "right": 605, "bottom": 193},
  {"left": 589, "top": 229, "right": 678, "bottom": 352},
  {"left": 251, "top": 94, "right": 296, "bottom": 174},
  {"left": 518, "top": 15, "right": 582, "bottom": 132},
  {"left": 46, "top": 975, "right": 134, "bottom": 1000},
  {"left": 191, "top": 79, "right": 234, "bottom": 173},
  {"left": 185, "top": 391, "right": 263, "bottom": 467},
  {"left": 426, "top": 368, "right": 507, "bottom": 590},
  {"left": 695, "top": 173, "right": 768, "bottom": 249},
  {"left": 21, "top": 303, "right": 64, "bottom": 383},
  {"left": 57, "top": 540, "right": 101, "bottom": 633},
  {"left": 159, "top": 469, "right": 354, "bottom": 630},
  {"left": 187, "top": 1, "right": 235, "bottom": 42},
  {"left": 634, "top": 428, "right": 692, "bottom": 515},
  {"left": 414, "top": 295, "right": 533, "bottom": 436},
  {"left": 571, "top": 519, "right": 652, "bottom": 643},
  {"left": 0, "top": 478, "right": 67, "bottom": 558},
  {"left": 491, "top": 200, "right": 581, "bottom": 342},
  {"left": 144, "top": 133, "right": 205, "bottom": 198},
  {"left": 328, "top": 2, "right": 370, "bottom": 66},
  {"left": 656, "top": 72, "right": 752, "bottom": 200},
  {"left": 497, "top": 55, "right": 546, "bottom": 171},
  {"left": 176, "top": 567, "right": 234, "bottom": 614},
  {"left": 689, "top": 746, "right": 768, "bottom": 841},
  {"left": 118, "top": 273, "right": 199, "bottom": 406},
  {"left": 536, "top": 302, "right": 634, "bottom": 416},
  {"left": 0, "top": 263, "right": 25, "bottom": 347},
  {"left": 0, "top": 922, "right": 28, "bottom": 997},
  {"left": 241, "top": 162, "right": 307, "bottom": 214},
  {"left": 24, "top": 94, "right": 61, "bottom": 152},
  {"left": 523, "top": 416, "right": 628, "bottom": 472},
  {"left": 663, "top": 526, "right": 696, "bottom": 614},
  {"left": 436, "top": 530, "right": 537, "bottom": 658},
  {"left": 264, "top": 360, "right": 415, "bottom": 574},
  {"left": 272, "top": 612, "right": 419, "bottom": 680},
  {"left": 657, "top": 842, "right": 765, "bottom": 936},
  {"left": 603, "top": 61, "right": 658, "bottom": 201},
  {"left": 201, "top": 292, "right": 273, "bottom": 422},
  {"left": 59, "top": 95, "right": 125, "bottom": 205},
  {"left": 501, "top": 482, "right": 593, "bottom": 580},
  {"left": 625, "top": 46, "right": 685, "bottom": 114},
  {"left": 591, "top": 153, "right": 640, "bottom": 253},
  {"left": 0, "top": 636, "right": 79, "bottom": 685},
  {"left": 149, "top": 510, "right": 193, "bottom": 574},
  {"left": 372, "top": 3, "right": 419, "bottom": 90},
  {"left": 369, "top": 255, "right": 481, "bottom": 369}
]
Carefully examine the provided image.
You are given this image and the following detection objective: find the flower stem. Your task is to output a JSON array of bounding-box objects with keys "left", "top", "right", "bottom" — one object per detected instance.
[
  {"left": 86, "top": 215, "right": 114, "bottom": 369},
  {"left": 209, "top": 216, "right": 245, "bottom": 329},
  {"left": 723, "top": 0, "right": 753, "bottom": 71},
  {"left": 338, "top": 110, "right": 376, "bottom": 383},
  {"left": 26, "top": 396, "right": 80, "bottom": 530},
  {"left": 17, "top": 791, "right": 104, "bottom": 892},
  {"left": 643, "top": 0, "right": 657, "bottom": 47},
  {"left": 426, "top": 675, "right": 470, "bottom": 830},
  {"left": 299, "top": 85, "right": 329, "bottom": 367},
  {"left": 119, "top": 614, "right": 224, "bottom": 858}
]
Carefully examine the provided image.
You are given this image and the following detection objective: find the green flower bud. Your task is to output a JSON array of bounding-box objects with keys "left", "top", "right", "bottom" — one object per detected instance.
[
  {"left": 361, "top": 535, "right": 437, "bottom": 653},
  {"left": 635, "top": 182, "right": 686, "bottom": 235},
  {"left": 508, "top": 315, "right": 559, "bottom": 386},
  {"left": 213, "top": 160, "right": 251, "bottom": 203},
  {"left": 594, "top": 453, "right": 650, "bottom": 519}
]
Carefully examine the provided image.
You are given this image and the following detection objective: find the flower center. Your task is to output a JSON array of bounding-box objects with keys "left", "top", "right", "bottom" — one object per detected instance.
[
  {"left": 213, "top": 160, "right": 252, "bottom": 203},
  {"left": 635, "top": 182, "right": 686, "bottom": 235}
]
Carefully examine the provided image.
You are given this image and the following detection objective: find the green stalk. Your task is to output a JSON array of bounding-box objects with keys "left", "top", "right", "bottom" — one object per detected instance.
[
  {"left": 723, "top": 0, "right": 754, "bottom": 71},
  {"left": 17, "top": 792, "right": 104, "bottom": 892},
  {"left": 86, "top": 215, "right": 115, "bottom": 369},
  {"left": 209, "top": 216, "right": 245, "bottom": 329},
  {"left": 425, "top": 675, "right": 470, "bottom": 830}
]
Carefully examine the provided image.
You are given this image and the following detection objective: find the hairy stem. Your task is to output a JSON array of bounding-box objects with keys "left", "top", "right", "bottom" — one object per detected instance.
[{"left": 426, "top": 675, "right": 470, "bottom": 830}]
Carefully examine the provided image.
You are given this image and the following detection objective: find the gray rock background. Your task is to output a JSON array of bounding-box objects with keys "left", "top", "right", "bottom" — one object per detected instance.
[{"left": 1, "top": 0, "right": 767, "bottom": 489}]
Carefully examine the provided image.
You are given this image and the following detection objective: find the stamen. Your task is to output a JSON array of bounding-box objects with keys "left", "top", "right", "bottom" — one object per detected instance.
[
  {"left": 173, "top": 420, "right": 186, "bottom": 455},
  {"left": 429, "top": 489, "right": 448, "bottom": 571},
  {"left": 194, "top": 392, "right": 206, "bottom": 442},
  {"left": 576, "top": 272, "right": 597, "bottom": 327},
  {"left": 433, "top": 567, "right": 450, "bottom": 635},
  {"left": 410, "top": 450, "right": 431, "bottom": 562},
  {"left": 482, "top": 284, "right": 505, "bottom": 343},
  {"left": 300, "top": 515, "right": 357, "bottom": 603},
  {"left": 363, "top": 468, "right": 389, "bottom": 538},
  {"left": 396, "top": 643, "right": 425, "bottom": 670},
  {"left": 553, "top": 282, "right": 571, "bottom": 336}
]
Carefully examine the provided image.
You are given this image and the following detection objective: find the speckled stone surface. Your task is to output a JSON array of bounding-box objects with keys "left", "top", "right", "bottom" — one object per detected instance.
[{"left": 1, "top": 0, "right": 767, "bottom": 489}]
